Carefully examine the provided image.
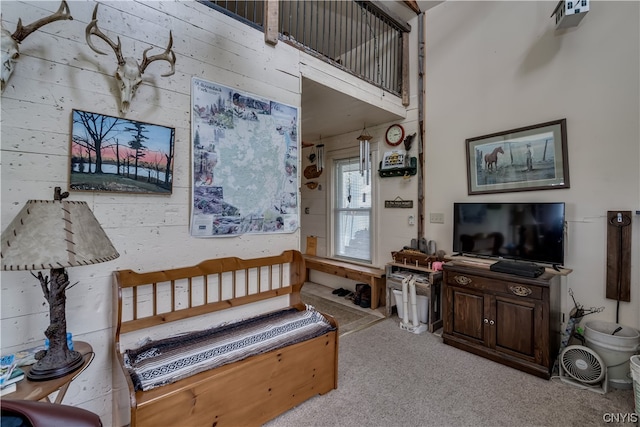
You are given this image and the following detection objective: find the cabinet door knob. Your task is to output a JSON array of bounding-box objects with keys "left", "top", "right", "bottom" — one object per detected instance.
[
  {"left": 484, "top": 318, "right": 489, "bottom": 324},
  {"left": 454, "top": 275, "right": 472, "bottom": 285},
  {"left": 489, "top": 320, "right": 495, "bottom": 325}
]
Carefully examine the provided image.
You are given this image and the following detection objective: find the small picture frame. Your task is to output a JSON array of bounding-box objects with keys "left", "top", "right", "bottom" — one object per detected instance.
[
  {"left": 70, "top": 109, "right": 175, "bottom": 194},
  {"left": 465, "top": 119, "right": 569, "bottom": 195}
]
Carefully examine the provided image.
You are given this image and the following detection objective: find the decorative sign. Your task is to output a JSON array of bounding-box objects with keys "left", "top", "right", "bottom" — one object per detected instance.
[
  {"left": 385, "top": 199, "right": 413, "bottom": 208},
  {"left": 381, "top": 150, "right": 406, "bottom": 170}
]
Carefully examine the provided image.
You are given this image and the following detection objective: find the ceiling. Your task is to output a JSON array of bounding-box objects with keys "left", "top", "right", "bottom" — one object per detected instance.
[
  {"left": 300, "top": 78, "right": 404, "bottom": 142},
  {"left": 300, "top": 1, "right": 444, "bottom": 143}
]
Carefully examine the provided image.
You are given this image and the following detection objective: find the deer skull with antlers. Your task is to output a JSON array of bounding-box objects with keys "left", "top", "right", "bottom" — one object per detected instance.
[
  {"left": 86, "top": 4, "right": 176, "bottom": 114},
  {"left": 1, "top": 0, "right": 73, "bottom": 92}
]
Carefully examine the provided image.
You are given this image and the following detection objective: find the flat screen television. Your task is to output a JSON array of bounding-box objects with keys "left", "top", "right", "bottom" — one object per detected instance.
[{"left": 452, "top": 202, "right": 565, "bottom": 266}]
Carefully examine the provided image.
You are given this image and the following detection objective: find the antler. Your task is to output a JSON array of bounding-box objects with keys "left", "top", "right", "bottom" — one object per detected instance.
[
  {"left": 85, "top": 4, "right": 124, "bottom": 65},
  {"left": 140, "top": 31, "right": 176, "bottom": 77},
  {"left": 11, "top": 0, "right": 73, "bottom": 43}
]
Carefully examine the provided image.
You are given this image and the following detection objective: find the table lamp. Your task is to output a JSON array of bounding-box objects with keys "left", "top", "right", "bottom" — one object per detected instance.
[{"left": 1, "top": 187, "right": 119, "bottom": 381}]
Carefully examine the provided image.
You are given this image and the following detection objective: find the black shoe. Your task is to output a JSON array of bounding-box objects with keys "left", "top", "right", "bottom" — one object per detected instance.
[
  {"left": 357, "top": 285, "right": 372, "bottom": 308},
  {"left": 337, "top": 288, "right": 350, "bottom": 297},
  {"left": 332, "top": 288, "right": 344, "bottom": 295},
  {"left": 355, "top": 283, "right": 367, "bottom": 293},
  {"left": 353, "top": 284, "right": 370, "bottom": 305}
]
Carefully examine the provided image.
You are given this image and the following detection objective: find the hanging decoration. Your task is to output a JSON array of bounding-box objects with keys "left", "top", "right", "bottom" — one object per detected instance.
[
  {"left": 307, "top": 146, "right": 317, "bottom": 164},
  {"left": 316, "top": 142, "right": 325, "bottom": 171},
  {"left": 304, "top": 164, "right": 322, "bottom": 179},
  {"left": 357, "top": 125, "right": 372, "bottom": 185},
  {"left": 305, "top": 181, "right": 319, "bottom": 190}
]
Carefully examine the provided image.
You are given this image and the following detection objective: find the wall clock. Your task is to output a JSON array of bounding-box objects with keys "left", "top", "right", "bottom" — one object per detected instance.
[{"left": 385, "top": 124, "right": 405, "bottom": 146}]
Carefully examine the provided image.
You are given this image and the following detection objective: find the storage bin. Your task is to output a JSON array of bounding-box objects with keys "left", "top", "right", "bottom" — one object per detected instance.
[
  {"left": 584, "top": 321, "right": 640, "bottom": 390},
  {"left": 392, "top": 289, "right": 428, "bottom": 324},
  {"left": 631, "top": 355, "right": 640, "bottom": 415}
]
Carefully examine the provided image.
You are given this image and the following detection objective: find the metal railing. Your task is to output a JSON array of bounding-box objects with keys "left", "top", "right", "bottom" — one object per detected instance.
[
  {"left": 202, "top": 1, "right": 263, "bottom": 30},
  {"left": 199, "top": 0, "right": 406, "bottom": 96}
]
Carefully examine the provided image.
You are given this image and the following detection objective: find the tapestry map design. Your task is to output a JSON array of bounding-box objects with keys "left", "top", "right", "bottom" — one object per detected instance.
[{"left": 190, "top": 77, "right": 299, "bottom": 236}]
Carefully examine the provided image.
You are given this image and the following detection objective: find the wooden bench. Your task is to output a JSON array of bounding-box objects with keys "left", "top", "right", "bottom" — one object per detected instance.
[
  {"left": 303, "top": 255, "right": 386, "bottom": 309},
  {"left": 113, "top": 250, "right": 338, "bottom": 427}
]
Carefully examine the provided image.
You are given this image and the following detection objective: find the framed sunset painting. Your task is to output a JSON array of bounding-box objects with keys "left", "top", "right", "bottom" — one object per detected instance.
[{"left": 70, "top": 110, "right": 175, "bottom": 194}]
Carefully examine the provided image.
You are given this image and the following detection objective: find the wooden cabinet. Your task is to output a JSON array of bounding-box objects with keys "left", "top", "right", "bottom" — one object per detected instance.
[{"left": 442, "top": 263, "right": 561, "bottom": 379}]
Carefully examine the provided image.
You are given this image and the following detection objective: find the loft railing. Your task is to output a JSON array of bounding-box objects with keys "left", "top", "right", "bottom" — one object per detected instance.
[{"left": 199, "top": 0, "right": 409, "bottom": 98}]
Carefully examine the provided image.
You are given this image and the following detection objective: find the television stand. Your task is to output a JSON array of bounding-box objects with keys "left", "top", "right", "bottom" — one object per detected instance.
[{"left": 442, "top": 263, "right": 561, "bottom": 379}]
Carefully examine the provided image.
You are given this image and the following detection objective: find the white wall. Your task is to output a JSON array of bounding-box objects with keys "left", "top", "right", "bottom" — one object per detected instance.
[
  {"left": 1, "top": 1, "right": 302, "bottom": 424},
  {"left": 424, "top": 1, "right": 640, "bottom": 328}
]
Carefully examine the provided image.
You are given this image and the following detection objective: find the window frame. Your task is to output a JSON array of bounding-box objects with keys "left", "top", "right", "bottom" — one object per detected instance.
[{"left": 327, "top": 148, "right": 377, "bottom": 265}]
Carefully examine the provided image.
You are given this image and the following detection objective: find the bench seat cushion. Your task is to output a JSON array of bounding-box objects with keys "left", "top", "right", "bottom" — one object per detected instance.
[{"left": 123, "top": 306, "right": 334, "bottom": 391}]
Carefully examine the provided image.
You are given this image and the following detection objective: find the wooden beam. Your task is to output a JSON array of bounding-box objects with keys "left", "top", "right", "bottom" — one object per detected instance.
[
  {"left": 264, "top": 0, "right": 278, "bottom": 46},
  {"left": 417, "top": 12, "right": 425, "bottom": 240},
  {"left": 404, "top": 0, "right": 421, "bottom": 14},
  {"left": 402, "top": 33, "right": 410, "bottom": 106}
]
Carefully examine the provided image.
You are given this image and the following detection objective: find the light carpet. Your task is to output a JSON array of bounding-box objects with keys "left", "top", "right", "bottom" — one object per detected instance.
[
  {"left": 301, "top": 282, "right": 385, "bottom": 337},
  {"left": 265, "top": 316, "right": 636, "bottom": 427}
]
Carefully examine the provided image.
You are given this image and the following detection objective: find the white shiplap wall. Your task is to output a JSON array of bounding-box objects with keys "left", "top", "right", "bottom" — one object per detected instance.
[{"left": 1, "top": 1, "right": 303, "bottom": 424}]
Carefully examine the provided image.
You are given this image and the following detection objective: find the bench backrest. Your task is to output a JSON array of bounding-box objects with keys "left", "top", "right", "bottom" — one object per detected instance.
[{"left": 113, "top": 250, "right": 305, "bottom": 350}]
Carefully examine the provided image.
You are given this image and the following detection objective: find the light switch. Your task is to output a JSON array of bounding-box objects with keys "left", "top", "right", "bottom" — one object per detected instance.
[{"left": 430, "top": 213, "right": 444, "bottom": 224}]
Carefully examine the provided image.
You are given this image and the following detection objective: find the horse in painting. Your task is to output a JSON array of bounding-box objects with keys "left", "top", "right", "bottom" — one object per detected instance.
[{"left": 484, "top": 147, "right": 504, "bottom": 171}]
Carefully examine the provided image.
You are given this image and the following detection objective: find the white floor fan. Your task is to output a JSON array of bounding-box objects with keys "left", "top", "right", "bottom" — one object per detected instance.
[{"left": 559, "top": 345, "right": 608, "bottom": 394}]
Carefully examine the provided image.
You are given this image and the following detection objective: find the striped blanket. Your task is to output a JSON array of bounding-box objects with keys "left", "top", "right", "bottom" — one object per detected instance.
[{"left": 124, "top": 306, "right": 334, "bottom": 391}]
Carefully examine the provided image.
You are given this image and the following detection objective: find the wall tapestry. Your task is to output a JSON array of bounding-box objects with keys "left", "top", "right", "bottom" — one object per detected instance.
[
  {"left": 190, "top": 77, "right": 299, "bottom": 236},
  {"left": 70, "top": 109, "right": 175, "bottom": 194}
]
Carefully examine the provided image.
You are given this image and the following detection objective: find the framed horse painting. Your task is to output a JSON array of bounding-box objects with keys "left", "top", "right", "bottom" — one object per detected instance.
[{"left": 465, "top": 119, "right": 569, "bottom": 195}]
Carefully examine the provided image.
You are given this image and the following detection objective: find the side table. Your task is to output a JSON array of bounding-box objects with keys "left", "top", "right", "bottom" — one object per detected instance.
[
  {"left": 385, "top": 263, "right": 443, "bottom": 332},
  {"left": 7, "top": 341, "right": 94, "bottom": 403}
]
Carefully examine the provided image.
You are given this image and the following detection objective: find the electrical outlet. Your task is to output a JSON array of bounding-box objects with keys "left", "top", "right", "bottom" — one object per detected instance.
[
  {"left": 408, "top": 215, "right": 415, "bottom": 226},
  {"left": 430, "top": 213, "right": 444, "bottom": 224}
]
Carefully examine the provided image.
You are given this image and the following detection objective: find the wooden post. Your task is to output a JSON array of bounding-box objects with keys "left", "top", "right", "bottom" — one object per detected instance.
[
  {"left": 264, "top": 0, "right": 279, "bottom": 46},
  {"left": 402, "top": 32, "right": 410, "bottom": 106},
  {"left": 417, "top": 13, "right": 425, "bottom": 241}
]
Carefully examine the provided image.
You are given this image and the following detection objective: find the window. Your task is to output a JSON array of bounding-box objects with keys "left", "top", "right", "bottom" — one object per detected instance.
[{"left": 333, "top": 156, "right": 372, "bottom": 263}]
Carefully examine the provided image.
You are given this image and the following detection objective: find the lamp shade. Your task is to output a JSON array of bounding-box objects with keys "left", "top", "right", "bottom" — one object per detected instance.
[{"left": 1, "top": 200, "right": 119, "bottom": 271}]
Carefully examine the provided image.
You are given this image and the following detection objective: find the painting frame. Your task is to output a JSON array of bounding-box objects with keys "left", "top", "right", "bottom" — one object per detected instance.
[
  {"left": 69, "top": 109, "right": 175, "bottom": 195},
  {"left": 465, "top": 119, "right": 569, "bottom": 195}
]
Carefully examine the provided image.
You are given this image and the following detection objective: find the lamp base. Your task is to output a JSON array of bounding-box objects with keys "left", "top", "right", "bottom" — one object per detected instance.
[{"left": 26, "top": 350, "right": 84, "bottom": 381}]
